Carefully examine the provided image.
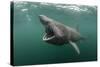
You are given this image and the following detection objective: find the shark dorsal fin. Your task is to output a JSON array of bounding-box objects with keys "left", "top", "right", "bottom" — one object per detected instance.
[{"left": 69, "top": 41, "right": 80, "bottom": 54}]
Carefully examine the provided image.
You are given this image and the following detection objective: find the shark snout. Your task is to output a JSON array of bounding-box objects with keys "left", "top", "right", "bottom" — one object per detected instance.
[
  {"left": 39, "top": 15, "right": 48, "bottom": 21},
  {"left": 39, "top": 15, "right": 50, "bottom": 25},
  {"left": 39, "top": 15, "right": 45, "bottom": 17}
]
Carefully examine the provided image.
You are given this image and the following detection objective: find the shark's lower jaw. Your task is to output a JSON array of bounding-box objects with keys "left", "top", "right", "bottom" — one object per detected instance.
[{"left": 43, "top": 33, "right": 55, "bottom": 41}]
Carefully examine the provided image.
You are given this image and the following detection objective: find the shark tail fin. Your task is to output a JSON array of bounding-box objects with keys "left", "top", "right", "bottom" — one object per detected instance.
[{"left": 69, "top": 41, "right": 80, "bottom": 55}]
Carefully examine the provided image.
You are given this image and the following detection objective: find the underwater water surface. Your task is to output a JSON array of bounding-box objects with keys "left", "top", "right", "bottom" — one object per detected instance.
[{"left": 13, "top": 1, "right": 97, "bottom": 66}]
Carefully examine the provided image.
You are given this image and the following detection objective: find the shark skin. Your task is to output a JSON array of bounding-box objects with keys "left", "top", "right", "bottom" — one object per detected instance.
[{"left": 39, "top": 15, "right": 83, "bottom": 54}]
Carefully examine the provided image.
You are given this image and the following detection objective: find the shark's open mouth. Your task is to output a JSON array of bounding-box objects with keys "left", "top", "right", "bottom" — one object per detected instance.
[
  {"left": 42, "top": 27, "right": 65, "bottom": 45},
  {"left": 43, "top": 28, "right": 55, "bottom": 41}
]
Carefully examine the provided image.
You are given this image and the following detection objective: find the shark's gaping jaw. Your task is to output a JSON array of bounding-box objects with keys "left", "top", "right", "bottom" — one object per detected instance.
[
  {"left": 42, "top": 27, "right": 65, "bottom": 45},
  {"left": 43, "top": 27, "right": 55, "bottom": 41}
]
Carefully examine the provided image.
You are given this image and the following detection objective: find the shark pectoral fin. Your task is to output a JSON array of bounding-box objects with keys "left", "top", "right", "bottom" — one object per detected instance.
[{"left": 69, "top": 41, "right": 80, "bottom": 54}]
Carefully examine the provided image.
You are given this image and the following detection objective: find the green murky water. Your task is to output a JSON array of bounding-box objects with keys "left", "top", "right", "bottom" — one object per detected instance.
[{"left": 12, "top": 1, "right": 97, "bottom": 66}]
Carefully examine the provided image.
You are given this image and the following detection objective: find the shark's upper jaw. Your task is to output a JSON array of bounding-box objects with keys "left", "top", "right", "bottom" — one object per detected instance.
[{"left": 43, "top": 27, "right": 55, "bottom": 41}]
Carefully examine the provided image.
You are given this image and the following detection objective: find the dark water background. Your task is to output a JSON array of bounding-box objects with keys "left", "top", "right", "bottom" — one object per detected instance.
[{"left": 13, "top": 1, "right": 97, "bottom": 66}]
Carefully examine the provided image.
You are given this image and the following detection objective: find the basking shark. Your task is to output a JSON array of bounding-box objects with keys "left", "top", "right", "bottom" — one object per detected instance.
[{"left": 39, "top": 15, "right": 84, "bottom": 54}]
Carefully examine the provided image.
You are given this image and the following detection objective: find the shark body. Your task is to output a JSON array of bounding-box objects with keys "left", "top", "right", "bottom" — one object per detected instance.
[{"left": 39, "top": 15, "right": 83, "bottom": 54}]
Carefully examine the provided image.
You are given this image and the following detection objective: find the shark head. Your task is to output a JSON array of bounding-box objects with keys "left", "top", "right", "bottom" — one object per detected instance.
[
  {"left": 39, "top": 15, "right": 65, "bottom": 45},
  {"left": 39, "top": 15, "right": 52, "bottom": 26}
]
